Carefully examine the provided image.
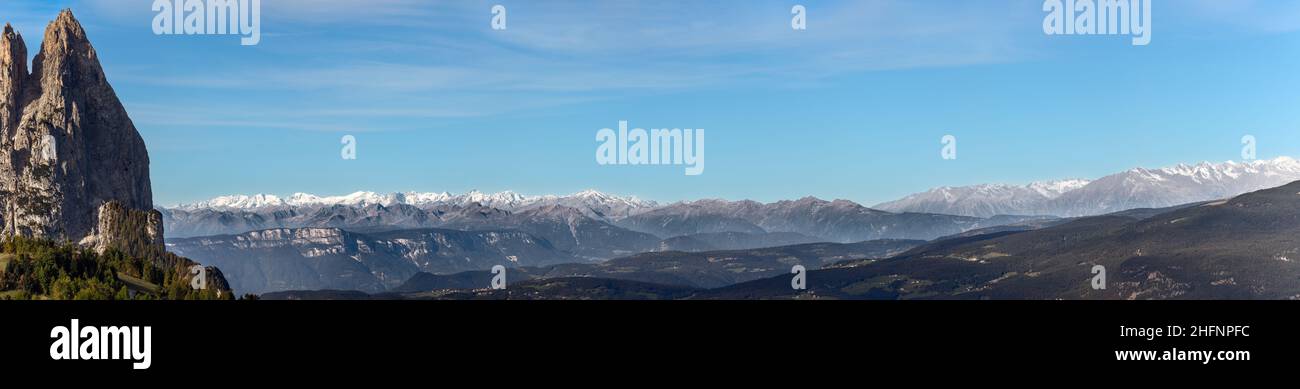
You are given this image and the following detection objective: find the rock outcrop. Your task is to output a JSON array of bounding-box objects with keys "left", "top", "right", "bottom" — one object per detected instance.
[{"left": 0, "top": 10, "right": 158, "bottom": 252}]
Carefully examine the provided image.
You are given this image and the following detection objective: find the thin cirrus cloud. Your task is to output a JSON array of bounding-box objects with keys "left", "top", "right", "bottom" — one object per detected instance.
[
  {"left": 89, "top": 0, "right": 1043, "bottom": 132},
  {"left": 103, "top": 0, "right": 1040, "bottom": 92},
  {"left": 90, "top": 0, "right": 1300, "bottom": 134},
  {"left": 67, "top": 0, "right": 1300, "bottom": 134}
]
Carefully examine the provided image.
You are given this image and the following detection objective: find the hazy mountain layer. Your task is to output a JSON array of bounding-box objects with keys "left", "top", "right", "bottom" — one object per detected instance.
[
  {"left": 163, "top": 194, "right": 1039, "bottom": 253},
  {"left": 704, "top": 181, "right": 1300, "bottom": 299},
  {"left": 168, "top": 227, "right": 581, "bottom": 295},
  {"left": 393, "top": 239, "right": 924, "bottom": 292}
]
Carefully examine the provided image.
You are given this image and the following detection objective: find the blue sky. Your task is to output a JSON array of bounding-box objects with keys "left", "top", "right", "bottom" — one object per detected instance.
[{"left": 2, "top": 0, "right": 1300, "bottom": 206}]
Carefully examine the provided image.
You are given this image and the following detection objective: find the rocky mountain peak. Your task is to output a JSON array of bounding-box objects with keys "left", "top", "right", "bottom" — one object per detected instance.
[{"left": 0, "top": 9, "right": 158, "bottom": 254}]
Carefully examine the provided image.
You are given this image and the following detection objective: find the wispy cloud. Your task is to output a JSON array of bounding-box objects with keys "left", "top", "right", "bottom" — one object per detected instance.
[
  {"left": 91, "top": 0, "right": 1044, "bottom": 132},
  {"left": 85, "top": 0, "right": 1300, "bottom": 135}
]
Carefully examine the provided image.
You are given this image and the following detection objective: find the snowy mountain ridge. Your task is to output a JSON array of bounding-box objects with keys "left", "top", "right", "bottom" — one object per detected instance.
[
  {"left": 875, "top": 157, "right": 1300, "bottom": 217},
  {"left": 174, "top": 189, "right": 659, "bottom": 214},
  {"left": 173, "top": 158, "right": 1300, "bottom": 220}
]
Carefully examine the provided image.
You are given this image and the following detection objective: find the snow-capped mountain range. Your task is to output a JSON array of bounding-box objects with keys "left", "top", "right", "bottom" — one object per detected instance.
[
  {"left": 868, "top": 180, "right": 1094, "bottom": 219},
  {"left": 166, "top": 158, "right": 1300, "bottom": 239},
  {"left": 875, "top": 157, "right": 1300, "bottom": 217},
  {"left": 162, "top": 188, "right": 1009, "bottom": 245},
  {"left": 175, "top": 189, "right": 659, "bottom": 218}
]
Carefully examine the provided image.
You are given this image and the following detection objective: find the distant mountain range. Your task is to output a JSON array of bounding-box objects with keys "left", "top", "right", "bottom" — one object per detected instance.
[
  {"left": 875, "top": 158, "right": 1300, "bottom": 217},
  {"left": 168, "top": 158, "right": 1300, "bottom": 238},
  {"left": 172, "top": 189, "right": 659, "bottom": 220},
  {"left": 161, "top": 191, "right": 1039, "bottom": 253},
  {"left": 163, "top": 158, "right": 1300, "bottom": 298},
  {"left": 702, "top": 180, "right": 1300, "bottom": 299},
  {"left": 265, "top": 180, "right": 1300, "bottom": 300}
]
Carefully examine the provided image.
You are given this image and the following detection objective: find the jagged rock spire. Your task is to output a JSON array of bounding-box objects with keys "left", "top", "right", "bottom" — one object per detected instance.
[{"left": 0, "top": 9, "right": 158, "bottom": 252}]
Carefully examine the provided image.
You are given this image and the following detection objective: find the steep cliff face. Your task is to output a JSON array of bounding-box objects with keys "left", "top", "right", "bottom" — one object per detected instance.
[{"left": 0, "top": 10, "right": 157, "bottom": 252}]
